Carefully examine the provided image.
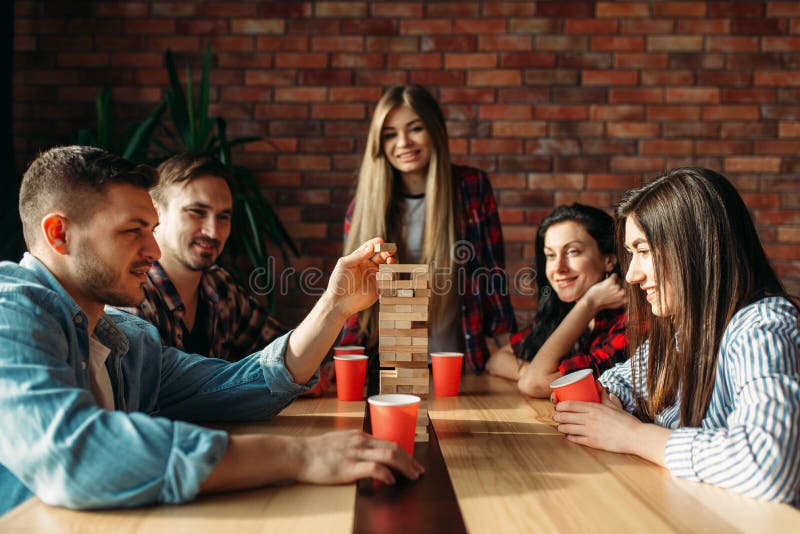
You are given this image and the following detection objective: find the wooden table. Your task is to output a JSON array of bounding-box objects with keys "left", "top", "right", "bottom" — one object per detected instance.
[{"left": 3, "top": 375, "right": 799, "bottom": 533}]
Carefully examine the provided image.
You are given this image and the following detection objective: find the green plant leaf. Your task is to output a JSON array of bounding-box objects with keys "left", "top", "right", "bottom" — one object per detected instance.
[
  {"left": 198, "top": 43, "right": 211, "bottom": 147},
  {"left": 165, "top": 49, "right": 190, "bottom": 147},
  {"left": 123, "top": 99, "right": 167, "bottom": 160},
  {"left": 185, "top": 64, "right": 196, "bottom": 151}
]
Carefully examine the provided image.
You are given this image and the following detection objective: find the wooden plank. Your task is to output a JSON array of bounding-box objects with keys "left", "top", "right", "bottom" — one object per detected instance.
[
  {"left": 379, "top": 311, "right": 428, "bottom": 321},
  {"left": 380, "top": 296, "right": 430, "bottom": 305},
  {"left": 379, "top": 360, "right": 428, "bottom": 369},
  {"left": 377, "top": 279, "right": 429, "bottom": 290},
  {"left": 378, "top": 328, "right": 427, "bottom": 338},
  {"left": 379, "top": 263, "right": 429, "bottom": 273},
  {"left": 374, "top": 242, "right": 397, "bottom": 253}
]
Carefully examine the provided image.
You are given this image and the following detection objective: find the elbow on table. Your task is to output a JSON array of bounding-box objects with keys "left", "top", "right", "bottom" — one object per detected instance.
[{"left": 517, "top": 373, "right": 551, "bottom": 398}]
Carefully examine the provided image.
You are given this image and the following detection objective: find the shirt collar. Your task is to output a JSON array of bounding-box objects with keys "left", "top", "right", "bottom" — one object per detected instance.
[{"left": 20, "top": 252, "right": 86, "bottom": 324}]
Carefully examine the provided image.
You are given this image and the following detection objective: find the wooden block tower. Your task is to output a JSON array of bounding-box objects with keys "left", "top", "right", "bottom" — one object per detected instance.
[{"left": 374, "top": 243, "right": 430, "bottom": 443}]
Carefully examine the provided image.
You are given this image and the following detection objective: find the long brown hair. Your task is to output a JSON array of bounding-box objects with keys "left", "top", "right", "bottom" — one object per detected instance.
[
  {"left": 345, "top": 85, "right": 456, "bottom": 345},
  {"left": 616, "top": 167, "right": 785, "bottom": 426}
]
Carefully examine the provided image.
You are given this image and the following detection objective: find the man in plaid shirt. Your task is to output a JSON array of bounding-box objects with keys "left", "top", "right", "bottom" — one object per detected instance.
[{"left": 121, "top": 154, "right": 285, "bottom": 362}]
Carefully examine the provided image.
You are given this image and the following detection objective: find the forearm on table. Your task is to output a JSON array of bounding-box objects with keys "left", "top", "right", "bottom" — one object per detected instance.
[
  {"left": 200, "top": 434, "right": 302, "bottom": 494},
  {"left": 284, "top": 292, "right": 349, "bottom": 384},
  {"left": 485, "top": 345, "right": 525, "bottom": 380},
  {"left": 629, "top": 422, "right": 671, "bottom": 467}
]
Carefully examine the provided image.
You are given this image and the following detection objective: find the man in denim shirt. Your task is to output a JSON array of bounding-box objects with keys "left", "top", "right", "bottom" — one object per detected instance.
[{"left": 0, "top": 146, "right": 422, "bottom": 515}]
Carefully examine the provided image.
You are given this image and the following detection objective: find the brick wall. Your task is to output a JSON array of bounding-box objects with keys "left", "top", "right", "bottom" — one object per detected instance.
[{"left": 13, "top": 1, "right": 800, "bottom": 325}]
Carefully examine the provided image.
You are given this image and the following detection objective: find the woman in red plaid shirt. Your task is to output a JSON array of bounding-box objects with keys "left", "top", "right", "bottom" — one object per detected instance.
[
  {"left": 486, "top": 204, "right": 628, "bottom": 397},
  {"left": 340, "top": 85, "right": 516, "bottom": 380}
]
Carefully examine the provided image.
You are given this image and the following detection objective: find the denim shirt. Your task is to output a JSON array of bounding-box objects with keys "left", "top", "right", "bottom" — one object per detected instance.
[{"left": 0, "top": 254, "right": 315, "bottom": 515}]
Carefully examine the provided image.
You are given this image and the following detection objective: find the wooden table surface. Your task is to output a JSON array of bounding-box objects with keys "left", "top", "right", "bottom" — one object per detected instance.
[{"left": 3, "top": 374, "right": 799, "bottom": 533}]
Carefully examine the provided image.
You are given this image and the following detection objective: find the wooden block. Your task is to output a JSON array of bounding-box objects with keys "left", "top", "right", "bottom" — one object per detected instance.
[
  {"left": 381, "top": 384, "right": 397, "bottom": 394},
  {"left": 377, "top": 288, "right": 396, "bottom": 297},
  {"left": 380, "top": 296, "right": 430, "bottom": 305},
  {"left": 374, "top": 242, "right": 397, "bottom": 253},
  {"left": 397, "top": 385, "right": 414, "bottom": 393},
  {"left": 396, "top": 367, "right": 429, "bottom": 378},
  {"left": 379, "top": 336, "right": 395, "bottom": 346},
  {"left": 396, "top": 289, "right": 415, "bottom": 298},
  {"left": 380, "top": 352, "right": 397, "bottom": 361},
  {"left": 378, "top": 327, "right": 427, "bottom": 338},
  {"left": 394, "top": 336, "right": 413, "bottom": 346},
  {"left": 379, "top": 311, "right": 428, "bottom": 321},
  {"left": 414, "top": 433, "right": 430, "bottom": 443},
  {"left": 379, "top": 320, "right": 395, "bottom": 329},
  {"left": 411, "top": 384, "right": 430, "bottom": 394},
  {"left": 379, "top": 360, "right": 428, "bottom": 369},
  {"left": 412, "top": 337, "right": 428, "bottom": 346},
  {"left": 393, "top": 320, "right": 412, "bottom": 329},
  {"left": 391, "top": 376, "right": 428, "bottom": 386},
  {"left": 379, "top": 263, "right": 428, "bottom": 273},
  {"left": 412, "top": 352, "right": 428, "bottom": 362},
  {"left": 380, "top": 369, "right": 398, "bottom": 379},
  {"left": 377, "top": 279, "right": 428, "bottom": 290},
  {"left": 376, "top": 271, "right": 396, "bottom": 281},
  {"left": 396, "top": 352, "right": 412, "bottom": 361}
]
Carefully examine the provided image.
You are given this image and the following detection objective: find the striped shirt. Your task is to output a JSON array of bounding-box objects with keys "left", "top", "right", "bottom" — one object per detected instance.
[{"left": 600, "top": 296, "right": 800, "bottom": 504}]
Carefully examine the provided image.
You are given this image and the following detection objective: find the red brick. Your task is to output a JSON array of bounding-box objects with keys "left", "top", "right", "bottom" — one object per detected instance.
[
  {"left": 467, "top": 70, "right": 521, "bottom": 86},
  {"left": 590, "top": 105, "right": 645, "bottom": 120},
  {"left": 596, "top": 2, "right": 650, "bottom": 17},
  {"left": 299, "top": 137, "right": 355, "bottom": 153},
  {"left": 409, "top": 70, "right": 466, "bottom": 86},
  {"left": 647, "top": 106, "right": 701, "bottom": 121},
  {"left": 498, "top": 208, "right": 525, "bottom": 224},
  {"left": 316, "top": 2, "right": 367, "bottom": 17},
  {"left": 535, "top": 105, "right": 588, "bottom": 120},
  {"left": 508, "top": 19, "right": 561, "bottom": 33},
  {"left": 768, "top": 2, "right": 800, "bottom": 16},
  {"left": 755, "top": 210, "right": 800, "bottom": 225},
  {"left": 620, "top": 19, "right": 675, "bottom": 34},
  {"left": 444, "top": 53, "right": 497, "bottom": 69},
  {"left": 555, "top": 156, "right": 609, "bottom": 173},
  {"left": 740, "top": 193, "right": 781, "bottom": 208},
  {"left": 591, "top": 36, "right": 645, "bottom": 52},
  {"left": 151, "top": 3, "right": 199, "bottom": 16},
  {"left": 423, "top": 36, "right": 478, "bottom": 52},
  {"left": 470, "top": 139, "right": 523, "bottom": 154},
  {"left": 275, "top": 53, "right": 327, "bottom": 68},
  {"left": 57, "top": 87, "right": 100, "bottom": 103},
  {"left": 310, "top": 104, "right": 365, "bottom": 119},
  {"left": 664, "top": 122, "right": 720, "bottom": 139},
  {"left": 331, "top": 53, "right": 384, "bottom": 69},
  {"left": 478, "top": 35, "right": 533, "bottom": 51},
  {"left": 255, "top": 104, "right": 309, "bottom": 120},
  {"left": 365, "top": 36, "right": 418, "bottom": 52},
  {"left": 269, "top": 121, "right": 321, "bottom": 137},
  {"left": 706, "top": 36, "right": 759, "bottom": 52},
  {"left": 676, "top": 19, "right": 730, "bottom": 34},
  {"left": 15, "top": 17, "right": 66, "bottom": 34},
  {"left": 726, "top": 53, "right": 781, "bottom": 70},
  {"left": 277, "top": 155, "right": 331, "bottom": 171},
  {"left": 400, "top": 19, "right": 452, "bottom": 34},
  {"left": 640, "top": 140, "right": 692, "bottom": 155},
  {"left": 522, "top": 70, "right": 579, "bottom": 85},
  {"left": 211, "top": 37, "right": 256, "bottom": 53},
  {"left": 764, "top": 244, "right": 800, "bottom": 261},
  {"left": 439, "top": 88, "right": 495, "bottom": 104},
  {"left": 220, "top": 86, "right": 272, "bottom": 102},
  {"left": 454, "top": 19, "right": 508, "bottom": 33},
  {"left": 275, "top": 87, "right": 327, "bottom": 102},
  {"left": 483, "top": 3, "right": 536, "bottom": 16},
  {"left": 232, "top": 19, "right": 285, "bottom": 34},
  {"left": 696, "top": 140, "right": 752, "bottom": 155},
  {"left": 310, "top": 36, "right": 362, "bottom": 52},
  {"left": 123, "top": 18, "right": 176, "bottom": 34},
  {"left": 387, "top": 53, "right": 441, "bottom": 69},
  {"left": 114, "top": 87, "right": 162, "bottom": 103},
  {"left": 14, "top": 35, "right": 36, "bottom": 52},
  {"left": 609, "top": 88, "right": 664, "bottom": 104},
  {"left": 732, "top": 19, "right": 786, "bottom": 35},
  {"left": 299, "top": 69, "right": 352, "bottom": 85},
  {"left": 702, "top": 106, "right": 759, "bottom": 120},
  {"left": 57, "top": 52, "right": 109, "bottom": 68},
  {"left": 206, "top": 2, "right": 257, "bottom": 17},
  {"left": 641, "top": 70, "right": 695, "bottom": 86},
  {"left": 23, "top": 70, "right": 80, "bottom": 85},
  {"left": 755, "top": 140, "right": 800, "bottom": 155},
  {"left": 648, "top": 36, "right": 703, "bottom": 51},
  {"left": 610, "top": 156, "right": 665, "bottom": 172},
  {"left": 755, "top": 72, "right": 800, "bottom": 86},
  {"left": 329, "top": 87, "right": 382, "bottom": 102},
  {"left": 587, "top": 174, "right": 643, "bottom": 190},
  {"left": 583, "top": 70, "right": 638, "bottom": 85},
  {"left": 427, "top": 2, "right": 480, "bottom": 16},
  {"left": 720, "top": 122, "right": 776, "bottom": 138},
  {"left": 614, "top": 53, "right": 669, "bottom": 69},
  {"left": 528, "top": 173, "right": 585, "bottom": 190},
  {"left": 670, "top": 53, "right": 726, "bottom": 69},
  {"left": 549, "top": 122, "right": 605, "bottom": 138},
  {"left": 371, "top": 2, "right": 424, "bottom": 17},
  {"left": 697, "top": 71, "right": 752, "bottom": 87},
  {"left": 653, "top": 2, "right": 707, "bottom": 17},
  {"left": 725, "top": 157, "right": 781, "bottom": 172},
  {"left": 176, "top": 19, "right": 229, "bottom": 34},
  {"left": 779, "top": 123, "right": 800, "bottom": 138},
  {"left": 95, "top": 2, "right": 148, "bottom": 16},
  {"left": 245, "top": 70, "right": 296, "bottom": 86},
  {"left": 256, "top": 36, "right": 309, "bottom": 51},
  {"left": 559, "top": 52, "right": 613, "bottom": 69},
  {"left": 565, "top": 20, "right": 619, "bottom": 34},
  {"left": 554, "top": 88, "right": 608, "bottom": 104},
  {"left": 500, "top": 52, "right": 556, "bottom": 68},
  {"left": 537, "top": 1, "right": 594, "bottom": 17},
  {"left": 527, "top": 139, "right": 582, "bottom": 155},
  {"left": 479, "top": 105, "right": 533, "bottom": 120},
  {"left": 778, "top": 228, "right": 800, "bottom": 243},
  {"left": 607, "top": 122, "right": 660, "bottom": 138},
  {"left": 762, "top": 37, "right": 800, "bottom": 52},
  {"left": 666, "top": 87, "right": 720, "bottom": 104},
  {"left": 110, "top": 52, "right": 161, "bottom": 68},
  {"left": 243, "top": 138, "right": 297, "bottom": 154},
  {"left": 708, "top": 1, "right": 765, "bottom": 17},
  {"left": 554, "top": 192, "right": 612, "bottom": 207},
  {"left": 147, "top": 36, "right": 201, "bottom": 52},
  {"left": 536, "top": 35, "right": 588, "bottom": 51},
  {"left": 342, "top": 19, "right": 397, "bottom": 34}
]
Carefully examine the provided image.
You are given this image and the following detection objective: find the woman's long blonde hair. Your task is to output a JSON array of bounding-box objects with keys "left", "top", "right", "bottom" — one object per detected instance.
[{"left": 345, "top": 85, "right": 456, "bottom": 345}]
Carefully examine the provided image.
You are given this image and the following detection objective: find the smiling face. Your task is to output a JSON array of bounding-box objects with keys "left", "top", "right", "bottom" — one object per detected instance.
[
  {"left": 153, "top": 175, "right": 233, "bottom": 272},
  {"left": 624, "top": 216, "right": 673, "bottom": 317},
  {"left": 381, "top": 104, "right": 434, "bottom": 180},
  {"left": 66, "top": 183, "right": 161, "bottom": 309},
  {"left": 543, "top": 221, "right": 613, "bottom": 303}
]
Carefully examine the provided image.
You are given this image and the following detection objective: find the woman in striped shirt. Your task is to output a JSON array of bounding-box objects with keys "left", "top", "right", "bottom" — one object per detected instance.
[{"left": 553, "top": 167, "right": 800, "bottom": 504}]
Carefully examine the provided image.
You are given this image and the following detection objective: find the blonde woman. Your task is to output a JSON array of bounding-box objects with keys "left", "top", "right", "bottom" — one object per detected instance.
[{"left": 340, "top": 85, "right": 516, "bottom": 376}]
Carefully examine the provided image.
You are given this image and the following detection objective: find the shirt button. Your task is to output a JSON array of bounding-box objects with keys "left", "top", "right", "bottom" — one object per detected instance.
[
  {"left": 81, "top": 361, "right": 87, "bottom": 370},
  {"left": 74, "top": 316, "right": 83, "bottom": 324},
  {"left": 465, "top": 334, "right": 471, "bottom": 340}
]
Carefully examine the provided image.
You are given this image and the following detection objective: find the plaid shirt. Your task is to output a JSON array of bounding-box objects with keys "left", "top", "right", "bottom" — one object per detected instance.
[
  {"left": 510, "top": 307, "right": 627, "bottom": 376},
  {"left": 123, "top": 261, "right": 286, "bottom": 362},
  {"left": 340, "top": 164, "right": 517, "bottom": 372}
]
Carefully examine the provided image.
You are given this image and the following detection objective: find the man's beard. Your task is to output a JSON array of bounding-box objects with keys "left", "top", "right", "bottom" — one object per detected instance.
[{"left": 74, "top": 242, "right": 147, "bottom": 307}]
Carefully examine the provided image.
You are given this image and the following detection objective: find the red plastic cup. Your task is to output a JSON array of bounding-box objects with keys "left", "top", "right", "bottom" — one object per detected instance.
[
  {"left": 333, "top": 355, "right": 368, "bottom": 401},
  {"left": 430, "top": 352, "right": 464, "bottom": 397},
  {"left": 333, "top": 345, "right": 365, "bottom": 356},
  {"left": 550, "top": 369, "right": 600, "bottom": 403},
  {"left": 367, "top": 394, "right": 420, "bottom": 456}
]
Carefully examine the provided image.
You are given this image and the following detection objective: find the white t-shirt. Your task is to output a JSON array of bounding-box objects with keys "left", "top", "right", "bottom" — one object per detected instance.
[
  {"left": 401, "top": 194, "right": 464, "bottom": 356},
  {"left": 88, "top": 335, "right": 115, "bottom": 410}
]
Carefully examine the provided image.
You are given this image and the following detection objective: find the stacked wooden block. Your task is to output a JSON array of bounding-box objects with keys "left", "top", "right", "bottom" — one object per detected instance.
[{"left": 375, "top": 243, "right": 430, "bottom": 443}]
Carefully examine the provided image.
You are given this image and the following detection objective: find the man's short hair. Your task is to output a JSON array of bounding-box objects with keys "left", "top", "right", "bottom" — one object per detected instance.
[
  {"left": 150, "top": 153, "right": 233, "bottom": 208},
  {"left": 19, "top": 146, "right": 157, "bottom": 248}
]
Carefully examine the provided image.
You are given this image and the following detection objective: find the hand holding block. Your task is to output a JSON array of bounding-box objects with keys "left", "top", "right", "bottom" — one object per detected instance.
[{"left": 374, "top": 242, "right": 397, "bottom": 253}]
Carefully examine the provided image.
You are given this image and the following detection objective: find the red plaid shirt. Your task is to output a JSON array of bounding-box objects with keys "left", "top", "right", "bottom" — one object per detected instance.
[
  {"left": 122, "top": 261, "right": 286, "bottom": 362},
  {"left": 340, "top": 164, "right": 517, "bottom": 372},
  {"left": 510, "top": 307, "right": 627, "bottom": 376}
]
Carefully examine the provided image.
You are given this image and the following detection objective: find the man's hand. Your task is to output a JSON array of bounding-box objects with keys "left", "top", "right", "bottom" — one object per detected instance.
[
  {"left": 322, "top": 237, "right": 397, "bottom": 320},
  {"left": 296, "top": 430, "right": 424, "bottom": 485}
]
